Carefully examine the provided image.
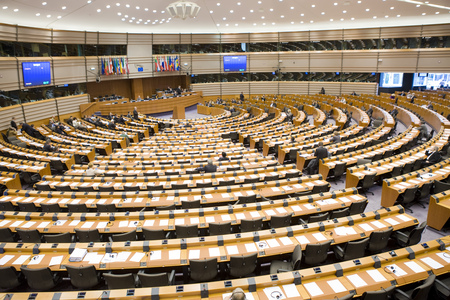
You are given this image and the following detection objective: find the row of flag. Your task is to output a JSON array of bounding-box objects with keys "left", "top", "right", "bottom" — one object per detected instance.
[
  {"left": 100, "top": 57, "right": 129, "bottom": 75},
  {"left": 154, "top": 55, "right": 180, "bottom": 72}
]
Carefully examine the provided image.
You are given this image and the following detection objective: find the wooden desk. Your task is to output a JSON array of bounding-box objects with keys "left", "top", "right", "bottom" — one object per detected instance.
[{"left": 427, "top": 192, "right": 450, "bottom": 231}]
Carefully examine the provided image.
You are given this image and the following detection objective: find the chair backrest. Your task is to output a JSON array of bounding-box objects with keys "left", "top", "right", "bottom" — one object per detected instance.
[
  {"left": 172, "top": 183, "right": 188, "bottom": 190},
  {"left": 17, "top": 202, "right": 38, "bottom": 212},
  {"left": 111, "top": 230, "right": 137, "bottom": 242},
  {"left": 361, "top": 174, "right": 376, "bottom": 189},
  {"left": 340, "top": 238, "right": 369, "bottom": 261},
  {"left": 75, "top": 229, "right": 101, "bottom": 242},
  {"left": 349, "top": 199, "right": 368, "bottom": 215},
  {"left": 67, "top": 203, "right": 88, "bottom": 213},
  {"left": 20, "top": 266, "right": 57, "bottom": 291},
  {"left": 329, "top": 208, "right": 350, "bottom": 219},
  {"left": 270, "top": 214, "right": 292, "bottom": 228},
  {"left": 433, "top": 180, "right": 450, "bottom": 194},
  {"left": 399, "top": 186, "right": 419, "bottom": 205},
  {"left": 410, "top": 274, "right": 435, "bottom": 300},
  {"left": 0, "top": 201, "right": 15, "bottom": 211},
  {"left": 209, "top": 222, "right": 232, "bottom": 236},
  {"left": 40, "top": 203, "right": 61, "bottom": 212},
  {"left": 264, "top": 174, "right": 280, "bottom": 181},
  {"left": 418, "top": 181, "right": 433, "bottom": 199},
  {"left": 138, "top": 272, "right": 170, "bottom": 287},
  {"left": 402, "top": 162, "right": 414, "bottom": 174},
  {"left": 391, "top": 165, "right": 403, "bottom": 177},
  {"left": 360, "top": 285, "right": 395, "bottom": 300},
  {"left": 189, "top": 258, "right": 218, "bottom": 282},
  {"left": 308, "top": 212, "right": 329, "bottom": 223},
  {"left": 291, "top": 244, "right": 302, "bottom": 270},
  {"left": 0, "top": 266, "right": 21, "bottom": 289},
  {"left": 357, "top": 158, "right": 372, "bottom": 166},
  {"left": 311, "top": 183, "right": 330, "bottom": 194},
  {"left": 181, "top": 199, "right": 201, "bottom": 209},
  {"left": 238, "top": 194, "right": 257, "bottom": 204},
  {"left": 0, "top": 228, "right": 15, "bottom": 242},
  {"left": 65, "top": 265, "right": 99, "bottom": 289},
  {"left": 240, "top": 218, "right": 263, "bottom": 232},
  {"left": 406, "top": 221, "right": 427, "bottom": 246},
  {"left": 334, "top": 162, "right": 347, "bottom": 177},
  {"left": 142, "top": 228, "right": 166, "bottom": 240},
  {"left": 303, "top": 240, "right": 332, "bottom": 266},
  {"left": 229, "top": 253, "right": 258, "bottom": 278},
  {"left": 368, "top": 228, "right": 393, "bottom": 253},
  {"left": 44, "top": 232, "right": 72, "bottom": 243},
  {"left": 103, "top": 273, "right": 136, "bottom": 289},
  {"left": 97, "top": 203, "right": 118, "bottom": 212},
  {"left": 17, "top": 228, "right": 41, "bottom": 243},
  {"left": 176, "top": 224, "right": 199, "bottom": 238}
]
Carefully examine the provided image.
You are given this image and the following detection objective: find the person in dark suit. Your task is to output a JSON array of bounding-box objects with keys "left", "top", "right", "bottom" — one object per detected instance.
[
  {"left": 133, "top": 107, "right": 139, "bottom": 120},
  {"left": 108, "top": 120, "right": 116, "bottom": 130},
  {"left": 10, "top": 117, "right": 17, "bottom": 130},
  {"left": 314, "top": 142, "right": 329, "bottom": 160},
  {"left": 43, "top": 138, "right": 58, "bottom": 152},
  {"left": 218, "top": 152, "right": 229, "bottom": 161},
  {"left": 204, "top": 159, "right": 217, "bottom": 173},
  {"left": 240, "top": 92, "right": 244, "bottom": 102},
  {"left": 423, "top": 146, "right": 441, "bottom": 167},
  {"left": 270, "top": 101, "right": 277, "bottom": 108},
  {"left": 331, "top": 131, "right": 341, "bottom": 143},
  {"left": 366, "top": 105, "right": 373, "bottom": 117},
  {"left": 305, "top": 142, "right": 329, "bottom": 174}
]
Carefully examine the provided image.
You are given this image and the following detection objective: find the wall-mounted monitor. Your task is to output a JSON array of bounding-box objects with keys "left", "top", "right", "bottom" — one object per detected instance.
[
  {"left": 413, "top": 73, "right": 428, "bottom": 87},
  {"left": 22, "top": 62, "right": 52, "bottom": 87},
  {"left": 223, "top": 55, "right": 247, "bottom": 72},
  {"left": 379, "top": 72, "right": 403, "bottom": 88}
]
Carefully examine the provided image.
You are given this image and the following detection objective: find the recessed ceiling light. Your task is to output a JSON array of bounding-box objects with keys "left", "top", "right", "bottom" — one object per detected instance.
[
  {"left": 242, "top": 16, "right": 245, "bottom": 19},
  {"left": 2, "top": 6, "right": 7, "bottom": 9},
  {"left": 217, "top": 2, "right": 220, "bottom": 6},
  {"left": 262, "top": 22, "right": 266, "bottom": 25},
  {"left": 145, "top": 8, "right": 148, "bottom": 11},
  {"left": 235, "top": 23, "right": 238, "bottom": 26},
  {"left": 153, "top": 10, "right": 156, "bottom": 12},
  {"left": 334, "top": 2, "right": 338, "bottom": 5},
  {"left": 118, "top": 12, "right": 122, "bottom": 15},
  {"left": 435, "top": 11, "right": 439, "bottom": 14},
  {"left": 36, "top": 13, "right": 40, "bottom": 16},
  {"left": 237, "top": 2, "right": 241, "bottom": 5},
  {"left": 301, "top": 21, "right": 304, "bottom": 23},
  {"left": 139, "top": 18, "right": 142, "bottom": 21},
  {"left": 272, "top": 22, "right": 275, "bottom": 25},
  {"left": 253, "top": 23, "right": 256, "bottom": 25},
  {"left": 290, "top": 6, "right": 294, "bottom": 9},
  {"left": 210, "top": 10, "right": 213, "bottom": 13},
  {"left": 62, "top": 6, "right": 66, "bottom": 10},
  {"left": 126, "top": 4, "right": 130, "bottom": 8},
  {"left": 300, "top": 13, "right": 304, "bottom": 16},
  {"left": 122, "top": 18, "right": 125, "bottom": 21},
  {"left": 136, "top": 6, "right": 140, "bottom": 9},
  {"left": 343, "top": 10, "right": 347, "bottom": 13},
  {"left": 217, "top": 24, "right": 220, "bottom": 26},
  {"left": 340, "top": 18, "right": 344, "bottom": 21},
  {"left": 291, "top": 21, "right": 294, "bottom": 24},
  {"left": 373, "top": 16, "right": 377, "bottom": 18},
  {"left": 270, "top": 8, "right": 273, "bottom": 11},
  {"left": 416, "top": 4, "right": 420, "bottom": 7},
  {"left": 116, "top": 3, "right": 120, "bottom": 6},
  {"left": 390, "top": 7, "right": 394, "bottom": 9},
  {"left": 397, "top": 14, "right": 401, "bottom": 17},
  {"left": 366, "top": 8, "right": 370, "bottom": 11},
  {"left": 385, "top": 15, "right": 389, "bottom": 18},
  {"left": 357, "top": 1, "right": 361, "bottom": 3},
  {"left": 330, "top": 18, "right": 333, "bottom": 21},
  {"left": 42, "top": 2, "right": 47, "bottom": 5},
  {"left": 321, "top": 12, "right": 325, "bottom": 15},
  {"left": 310, "top": 20, "right": 314, "bottom": 23},
  {"left": 13, "top": 8, "right": 19, "bottom": 12},
  {"left": 125, "top": 15, "right": 128, "bottom": 17},
  {"left": 223, "top": 17, "right": 226, "bottom": 20},
  {"left": 258, "top": 1, "right": 262, "bottom": 4},
  {"left": 97, "top": 9, "right": 101, "bottom": 12},
  {"left": 87, "top": 0, "right": 92, "bottom": 3},
  {"left": 261, "top": 16, "right": 265, "bottom": 19},
  {"left": 46, "top": 14, "right": 51, "bottom": 17},
  {"left": 129, "top": 20, "right": 133, "bottom": 22},
  {"left": 351, "top": 17, "right": 355, "bottom": 20},
  {"left": 226, "top": 23, "right": 229, "bottom": 26},
  {"left": 311, "top": 5, "right": 315, "bottom": 8},
  {"left": 106, "top": 5, "right": 110, "bottom": 8},
  {"left": 230, "top": 9, "right": 234, "bottom": 13},
  {"left": 422, "top": 12, "right": 426, "bottom": 15},
  {"left": 281, "top": 15, "right": 284, "bottom": 18},
  {"left": 250, "top": 9, "right": 254, "bottom": 12},
  {"left": 57, "top": 15, "right": 61, "bottom": 19},
  {"left": 131, "top": 17, "right": 135, "bottom": 19}
]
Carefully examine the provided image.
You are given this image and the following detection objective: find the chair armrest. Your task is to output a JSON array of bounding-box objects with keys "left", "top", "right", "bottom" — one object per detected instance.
[
  {"left": 165, "top": 231, "right": 171, "bottom": 239},
  {"left": 168, "top": 269, "right": 176, "bottom": 285},
  {"left": 138, "top": 269, "right": 145, "bottom": 274},
  {"left": 139, "top": 207, "right": 146, "bottom": 212},
  {"left": 233, "top": 200, "right": 240, "bottom": 206},
  {"left": 108, "top": 236, "right": 113, "bottom": 243},
  {"left": 394, "top": 288, "right": 412, "bottom": 300},
  {"left": 277, "top": 269, "right": 291, "bottom": 273},
  {"left": 299, "top": 218, "right": 307, "bottom": 225},
  {"left": 334, "top": 245, "right": 344, "bottom": 257},
  {"left": 395, "top": 230, "right": 409, "bottom": 240}
]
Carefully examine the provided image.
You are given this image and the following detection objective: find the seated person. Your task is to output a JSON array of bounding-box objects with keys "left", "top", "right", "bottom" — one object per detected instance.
[
  {"left": 204, "top": 159, "right": 217, "bottom": 173},
  {"left": 218, "top": 152, "right": 229, "bottom": 161},
  {"left": 422, "top": 146, "right": 441, "bottom": 167},
  {"left": 305, "top": 142, "right": 329, "bottom": 174},
  {"left": 43, "top": 138, "right": 58, "bottom": 152},
  {"left": 85, "top": 162, "right": 104, "bottom": 176},
  {"left": 225, "top": 288, "right": 246, "bottom": 300},
  {"left": 331, "top": 131, "right": 341, "bottom": 143}
]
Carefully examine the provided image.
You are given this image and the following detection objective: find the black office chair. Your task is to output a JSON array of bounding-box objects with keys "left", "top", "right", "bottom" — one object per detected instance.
[
  {"left": 392, "top": 221, "right": 426, "bottom": 247},
  {"left": 44, "top": 232, "right": 73, "bottom": 243},
  {"left": 138, "top": 269, "right": 175, "bottom": 287},
  {"left": 54, "top": 185, "right": 73, "bottom": 192},
  {"left": 197, "top": 181, "right": 213, "bottom": 188},
  {"left": 236, "top": 194, "right": 257, "bottom": 205},
  {"left": 357, "top": 173, "right": 376, "bottom": 195},
  {"left": 181, "top": 200, "right": 201, "bottom": 209},
  {"left": 310, "top": 183, "right": 331, "bottom": 195},
  {"left": 244, "top": 177, "right": 260, "bottom": 184},
  {"left": 240, "top": 218, "right": 263, "bottom": 232},
  {"left": 333, "top": 237, "right": 369, "bottom": 261},
  {"left": 176, "top": 224, "right": 199, "bottom": 238},
  {"left": 16, "top": 228, "right": 42, "bottom": 243},
  {"left": 285, "top": 170, "right": 301, "bottom": 179},
  {"left": 20, "top": 266, "right": 60, "bottom": 291},
  {"left": 0, "top": 201, "right": 15, "bottom": 211},
  {"left": 219, "top": 179, "right": 235, "bottom": 186},
  {"left": 142, "top": 228, "right": 169, "bottom": 240},
  {"left": 433, "top": 180, "right": 450, "bottom": 194},
  {"left": 349, "top": 199, "right": 368, "bottom": 215},
  {"left": 67, "top": 203, "right": 89, "bottom": 213},
  {"left": 103, "top": 272, "right": 138, "bottom": 289},
  {"left": 17, "top": 202, "right": 38, "bottom": 212},
  {"left": 360, "top": 285, "right": 395, "bottom": 300},
  {"left": 303, "top": 240, "right": 332, "bottom": 266},
  {"left": 270, "top": 214, "right": 292, "bottom": 228},
  {"left": 97, "top": 203, "right": 117, "bottom": 212},
  {"left": 402, "top": 162, "right": 414, "bottom": 174},
  {"left": 414, "top": 181, "right": 433, "bottom": 208},
  {"left": 329, "top": 207, "right": 350, "bottom": 219},
  {"left": 75, "top": 229, "right": 102, "bottom": 242},
  {"left": 395, "top": 186, "right": 419, "bottom": 213},
  {"left": 357, "top": 158, "right": 372, "bottom": 166},
  {"left": 0, "top": 266, "right": 22, "bottom": 290},
  {"left": 109, "top": 230, "right": 137, "bottom": 242},
  {"left": 98, "top": 186, "right": 116, "bottom": 192},
  {"left": 299, "top": 212, "right": 330, "bottom": 225},
  {"left": 393, "top": 274, "right": 435, "bottom": 300},
  {"left": 0, "top": 228, "right": 16, "bottom": 242},
  {"left": 171, "top": 183, "right": 188, "bottom": 190},
  {"left": 367, "top": 228, "right": 393, "bottom": 254},
  {"left": 433, "top": 273, "right": 450, "bottom": 300},
  {"left": 270, "top": 244, "right": 302, "bottom": 273},
  {"left": 209, "top": 222, "right": 232, "bottom": 236},
  {"left": 65, "top": 265, "right": 100, "bottom": 289},
  {"left": 329, "top": 162, "right": 347, "bottom": 184},
  {"left": 228, "top": 253, "right": 258, "bottom": 278},
  {"left": 264, "top": 174, "right": 280, "bottom": 181},
  {"left": 189, "top": 258, "right": 218, "bottom": 282},
  {"left": 40, "top": 203, "right": 61, "bottom": 212}
]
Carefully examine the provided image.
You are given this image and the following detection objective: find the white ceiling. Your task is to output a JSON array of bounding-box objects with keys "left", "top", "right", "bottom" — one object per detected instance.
[{"left": 0, "top": 0, "right": 449, "bottom": 34}]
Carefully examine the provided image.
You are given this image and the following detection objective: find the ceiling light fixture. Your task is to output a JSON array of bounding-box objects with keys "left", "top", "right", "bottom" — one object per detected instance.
[{"left": 166, "top": 0, "right": 200, "bottom": 20}]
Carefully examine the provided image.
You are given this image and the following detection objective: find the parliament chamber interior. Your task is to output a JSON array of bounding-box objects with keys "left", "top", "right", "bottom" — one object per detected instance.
[{"left": 0, "top": 1, "right": 450, "bottom": 299}]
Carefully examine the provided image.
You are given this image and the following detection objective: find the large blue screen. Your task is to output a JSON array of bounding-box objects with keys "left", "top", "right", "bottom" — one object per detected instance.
[
  {"left": 22, "top": 62, "right": 52, "bottom": 87},
  {"left": 223, "top": 55, "right": 247, "bottom": 72}
]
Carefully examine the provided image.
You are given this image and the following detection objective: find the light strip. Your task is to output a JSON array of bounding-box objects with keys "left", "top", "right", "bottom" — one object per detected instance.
[{"left": 396, "top": 0, "right": 450, "bottom": 10}]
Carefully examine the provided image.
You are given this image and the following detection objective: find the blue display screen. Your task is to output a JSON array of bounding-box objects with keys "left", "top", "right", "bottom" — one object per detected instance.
[
  {"left": 223, "top": 55, "right": 247, "bottom": 72},
  {"left": 22, "top": 62, "right": 52, "bottom": 87}
]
